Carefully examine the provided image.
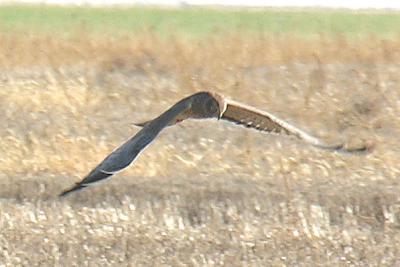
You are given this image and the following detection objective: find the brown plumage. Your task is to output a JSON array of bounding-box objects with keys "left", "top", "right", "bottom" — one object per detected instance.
[{"left": 60, "top": 91, "right": 368, "bottom": 197}]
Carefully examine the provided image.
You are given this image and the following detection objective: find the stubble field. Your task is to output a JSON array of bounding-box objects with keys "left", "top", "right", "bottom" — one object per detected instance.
[{"left": 1, "top": 6, "right": 400, "bottom": 266}]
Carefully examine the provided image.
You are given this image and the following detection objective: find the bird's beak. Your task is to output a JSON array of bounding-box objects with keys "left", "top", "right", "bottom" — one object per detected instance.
[
  {"left": 217, "top": 101, "right": 227, "bottom": 120},
  {"left": 209, "top": 92, "right": 227, "bottom": 120},
  {"left": 218, "top": 111, "right": 222, "bottom": 120}
]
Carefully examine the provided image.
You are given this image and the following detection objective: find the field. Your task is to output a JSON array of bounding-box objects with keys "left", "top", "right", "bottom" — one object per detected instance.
[{"left": 1, "top": 5, "right": 400, "bottom": 266}]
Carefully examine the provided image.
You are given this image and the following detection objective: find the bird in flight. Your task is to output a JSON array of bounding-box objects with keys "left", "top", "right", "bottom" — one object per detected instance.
[{"left": 60, "top": 91, "right": 368, "bottom": 196}]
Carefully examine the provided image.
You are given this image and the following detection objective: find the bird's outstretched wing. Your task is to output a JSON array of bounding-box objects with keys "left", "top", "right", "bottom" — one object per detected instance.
[
  {"left": 61, "top": 91, "right": 369, "bottom": 197},
  {"left": 220, "top": 98, "right": 367, "bottom": 153},
  {"left": 59, "top": 96, "right": 194, "bottom": 197}
]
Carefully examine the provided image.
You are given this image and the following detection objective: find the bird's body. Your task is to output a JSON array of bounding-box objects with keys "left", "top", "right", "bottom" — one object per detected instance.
[{"left": 60, "top": 91, "right": 367, "bottom": 197}]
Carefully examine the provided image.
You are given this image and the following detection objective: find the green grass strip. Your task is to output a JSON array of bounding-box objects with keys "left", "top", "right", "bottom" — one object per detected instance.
[{"left": 0, "top": 5, "right": 399, "bottom": 37}]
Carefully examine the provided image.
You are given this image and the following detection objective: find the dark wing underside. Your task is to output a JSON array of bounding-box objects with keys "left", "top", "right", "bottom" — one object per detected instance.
[
  {"left": 133, "top": 108, "right": 193, "bottom": 128},
  {"left": 59, "top": 97, "right": 194, "bottom": 197},
  {"left": 59, "top": 130, "right": 154, "bottom": 196},
  {"left": 220, "top": 99, "right": 367, "bottom": 153}
]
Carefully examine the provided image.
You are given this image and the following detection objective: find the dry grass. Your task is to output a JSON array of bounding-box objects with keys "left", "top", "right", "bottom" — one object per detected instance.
[{"left": 1, "top": 31, "right": 400, "bottom": 266}]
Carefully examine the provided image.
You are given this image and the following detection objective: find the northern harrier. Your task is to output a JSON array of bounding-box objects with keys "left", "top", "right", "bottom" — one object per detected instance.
[{"left": 60, "top": 91, "right": 367, "bottom": 196}]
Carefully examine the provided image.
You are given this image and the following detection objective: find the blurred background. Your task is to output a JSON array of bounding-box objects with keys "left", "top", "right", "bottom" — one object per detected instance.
[{"left": 1, "top": 1, "right": 400, "bottom": 266}]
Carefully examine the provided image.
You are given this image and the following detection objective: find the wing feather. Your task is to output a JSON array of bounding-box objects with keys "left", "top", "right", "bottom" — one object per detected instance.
[
  {"left": 221, "top": 98, "right": 365, "bottom": 152},
  {"left": 59, "top": 97, "right": 193, "bottom": 197}
]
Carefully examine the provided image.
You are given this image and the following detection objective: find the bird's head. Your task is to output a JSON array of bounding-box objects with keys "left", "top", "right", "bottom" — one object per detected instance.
[
  {"left": 209, "top": 92, "right": 227, "bottom": 119},
  {"left": 190, "top": 91, "right": 225, "bottom": 119}
]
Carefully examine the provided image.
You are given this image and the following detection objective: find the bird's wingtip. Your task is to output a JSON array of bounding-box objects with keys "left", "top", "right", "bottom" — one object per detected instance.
[
  {"left": 342, "top": 141, "right": 374, "bottom": 154},
  {"left": 329, "top": 139, "right": 374, "bottom": 154},
  {"left": 59, "top": 183, "right": 86, "bottom": 198},
  {"left": 315, "top": 136, "right": 374, "bottom": 154}
]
